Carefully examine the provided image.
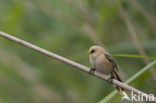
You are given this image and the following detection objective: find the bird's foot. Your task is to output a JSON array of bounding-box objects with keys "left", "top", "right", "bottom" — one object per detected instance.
[
  {"left": 89, "top": 68, "right": 96, "bottom": 75},
  {"left": 108, "top": 76, "right": 113, "bottom": 83}
]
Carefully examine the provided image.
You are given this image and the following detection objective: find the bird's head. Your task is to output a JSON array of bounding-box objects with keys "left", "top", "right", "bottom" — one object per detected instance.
[{"left": 87, "top": 46, "right": 105, "bottom": 58}]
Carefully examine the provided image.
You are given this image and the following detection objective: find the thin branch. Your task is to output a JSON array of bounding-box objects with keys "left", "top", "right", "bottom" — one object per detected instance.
[{"left": 0, "top": 31, "right": 156, "bottom": 102}]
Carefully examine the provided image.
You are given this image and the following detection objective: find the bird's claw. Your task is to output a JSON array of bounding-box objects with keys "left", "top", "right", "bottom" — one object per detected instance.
[
  {"left": 108, "top": 76, "right": 113, "bottom": 83},
  {"left": 89, "top": 68, "right": 96, "bottom": 75}
]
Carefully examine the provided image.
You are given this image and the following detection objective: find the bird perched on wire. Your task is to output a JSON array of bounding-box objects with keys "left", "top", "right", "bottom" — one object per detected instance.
[{"left": 87, "top": 45, "right": 126, "bottom": 95}]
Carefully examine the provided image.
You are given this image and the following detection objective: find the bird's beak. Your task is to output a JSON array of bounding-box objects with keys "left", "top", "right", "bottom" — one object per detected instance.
[{"left": 87, "top": 51, "right": 91, "bottom": 54}]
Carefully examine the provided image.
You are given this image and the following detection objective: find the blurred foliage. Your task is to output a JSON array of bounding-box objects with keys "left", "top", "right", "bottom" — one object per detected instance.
[{"left": 0, "top": 0, "right": 156, "bottom": 103}]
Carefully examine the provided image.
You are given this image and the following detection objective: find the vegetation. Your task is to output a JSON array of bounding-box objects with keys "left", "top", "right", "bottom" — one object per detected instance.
[{"left": 0, "top": 0, "right": 156, "bottom": 103}]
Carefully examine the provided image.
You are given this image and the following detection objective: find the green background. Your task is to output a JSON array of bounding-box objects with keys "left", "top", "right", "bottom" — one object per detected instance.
[{"left": 0, "top": 0, "right": 156, "bottom": 103}]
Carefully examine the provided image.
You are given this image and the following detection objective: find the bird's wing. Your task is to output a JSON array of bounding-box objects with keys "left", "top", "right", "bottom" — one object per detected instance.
[{"left": 104, "top": 53, "right": 119, "bottom": 72}]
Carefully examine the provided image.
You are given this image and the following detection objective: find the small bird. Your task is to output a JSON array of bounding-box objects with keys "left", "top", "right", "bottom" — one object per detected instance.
[{"left": 87, "top": 45, "right": 124, "bottom": 94}]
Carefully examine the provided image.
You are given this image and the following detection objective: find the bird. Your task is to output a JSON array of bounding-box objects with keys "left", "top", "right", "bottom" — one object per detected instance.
[{"left": 87, "top": 45, "right": 125, "bottom": 94}]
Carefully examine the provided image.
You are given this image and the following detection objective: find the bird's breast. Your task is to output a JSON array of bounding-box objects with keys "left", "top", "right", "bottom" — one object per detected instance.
[{"left": 90, "top": 56, "right": 113, "bottom": 75}]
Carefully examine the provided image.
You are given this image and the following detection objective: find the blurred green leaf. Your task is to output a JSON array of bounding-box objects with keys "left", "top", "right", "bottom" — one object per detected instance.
[{"left": 112, "top": 54, "right": 156, "bottom": 60}]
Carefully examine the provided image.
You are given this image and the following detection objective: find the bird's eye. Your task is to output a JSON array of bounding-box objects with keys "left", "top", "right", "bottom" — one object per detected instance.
[{"left": 91, "top": 49, "right": 96, "bottom": 53}]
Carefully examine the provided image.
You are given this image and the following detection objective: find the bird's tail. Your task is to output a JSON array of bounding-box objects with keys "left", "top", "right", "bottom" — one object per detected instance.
[
  {"left": 111, "top": 71, "right": 124, "bottom": 94},
  {"left": 111, "top": 72, "right": 130, "bottom": 100}
]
